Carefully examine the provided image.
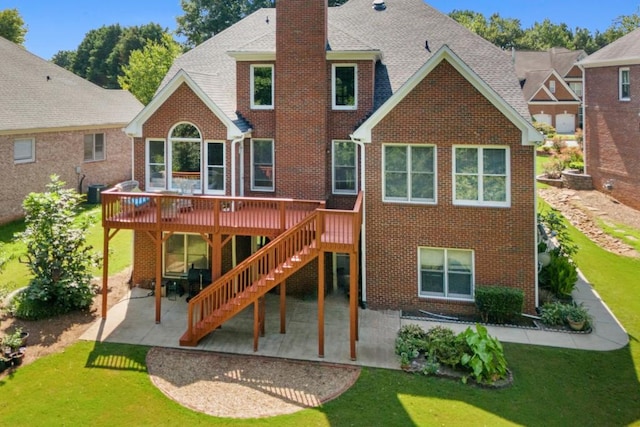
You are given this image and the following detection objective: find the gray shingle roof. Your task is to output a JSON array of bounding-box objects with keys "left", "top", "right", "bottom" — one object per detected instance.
[
  {"left": 581, "top": 28, "right": 640, "bottom": 67},
  {"left": 161, "top": 0, "right": 530, "bottom": 122},
  {"left": 0, "top": 36, "right": 142, "bottom": 133},
  {"left": 513, "top": 48, "right": 586, "bottom": 80}
]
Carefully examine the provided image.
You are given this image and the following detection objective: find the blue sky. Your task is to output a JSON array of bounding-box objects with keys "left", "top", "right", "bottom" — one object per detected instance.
[{"left": 3, "top": 0, "right": 638, "bottom": 59}]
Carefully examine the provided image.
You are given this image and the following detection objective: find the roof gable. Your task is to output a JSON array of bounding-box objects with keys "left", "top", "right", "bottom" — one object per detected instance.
[
  {"left": 582, "top": 28, "right": 640, "bottom": 67},
  {"left": 125, "top": 70, "right": 247, "bottom": 139},
  {"left": 351, "top": 45, "right": 542, "bottom": 145}
]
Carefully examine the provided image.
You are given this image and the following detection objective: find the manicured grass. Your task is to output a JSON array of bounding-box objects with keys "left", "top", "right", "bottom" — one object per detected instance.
[
  {"left": 1, "top": 196, "right": 639, "bottom": 425},
  {"left": 595, "top": 218, "right": 640, "bottom": 253},
  {"left": 0, "top": 205, "right": 132, "bottom": 293}
]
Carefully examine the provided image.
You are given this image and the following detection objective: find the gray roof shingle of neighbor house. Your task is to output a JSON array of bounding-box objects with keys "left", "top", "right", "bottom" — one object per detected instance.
[
  {"left": 160, "top": 0, "right": 531, "bottom": 123},
  {"left": 0, "top": 36, "right": 142, "bottom": 133},
  {"left": 581, "top": 27, "right": 640, "bottom": 66}
]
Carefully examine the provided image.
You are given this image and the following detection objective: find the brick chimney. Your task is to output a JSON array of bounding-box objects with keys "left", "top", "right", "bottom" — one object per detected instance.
[{"left": 275, "top": 0, "right": 329, "bottom": 200}]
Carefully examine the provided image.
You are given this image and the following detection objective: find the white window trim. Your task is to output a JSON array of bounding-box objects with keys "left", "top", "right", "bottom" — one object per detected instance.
[
  {"left": 549, "top": 80, "right": 556, "bottom": 94},
  {"left": 14, "top": 138, "right": 35, "bottom": 164},
  {"left": 205, "top": 140, "right": 226, "bottom": 195},
  {"left": 332, "top": 63, "right": 358, "bottom": 110},
  {"left": 250, "top": 64, "right": 274, "bottom": 110},
  {"left": 251, "top": 139, "right": 275, "bottom": 192},
  {"left": 418, "top": 247, "right": 475, "bottom": 301},
  {"left": 84, "top": 133, "right": 105, "bottom": 162},
  {"left": 382, "top": 143, "right": 437, "bottom": 204},
  {"left": 162, "top": 232, "right": 210, "bottom": 278},
  {"left": 332, "top": 140, "right": 358, "bottom": 195},
  {"left": 452, "top": 145, "right": 511, "bottom": 208},
  {"left": 619, "top": 67, "right": 631, "bottom": 101},
  {"left": 168, "top": 122, "right": 203, "bottom": 193},
  {"left": 146, "top": 138, "right": 166, "bottom": 190}
]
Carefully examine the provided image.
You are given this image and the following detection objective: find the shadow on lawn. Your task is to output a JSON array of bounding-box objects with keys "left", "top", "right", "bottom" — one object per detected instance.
[{"left": 321, "top": 343, "right": 640, "bottom": 426}]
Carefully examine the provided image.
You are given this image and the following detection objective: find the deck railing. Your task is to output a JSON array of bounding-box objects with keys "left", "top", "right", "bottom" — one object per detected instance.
[
  {"left": 101, "top": 188, "right": 324, "bottom": 235},
  {"left": 181, "top": 213, "right": 320, "bottom": 345}
]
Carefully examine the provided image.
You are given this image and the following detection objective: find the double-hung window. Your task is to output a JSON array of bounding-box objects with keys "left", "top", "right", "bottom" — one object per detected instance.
[
  {"left": 147, "top": 139, "right": 166, "bottom": 190},
  {"left": 251, "top": 65, "right": 274, "bottom": 109},
  {"left": 620, "top": 68, "right": 630, "bottom": 100},
  {"left": 206, "top": 142, "right": 225, "bottom": 193},
  {"left": 383, "top": 144, "right": 436, "bottom": 203},
  {"left": 14, "top": 138, "right": 35, "bottom": 164},
  {"left": 332, "top": 64, "right": 357, "bottom": 110},
  {"left": 84, "top": 133, "right": 105, "bottom": 162},
  {"left": 251, "top": 139, "right": 274, "bottom": 191},
  {"left": 419, "top": 247, "right": 474, "bottom": 300},
  {"left": 453, "top": 146, "right": 510, "bottom": 207},
  {"left": 332, "top": 141, "right": 357, "bottom": 194}
]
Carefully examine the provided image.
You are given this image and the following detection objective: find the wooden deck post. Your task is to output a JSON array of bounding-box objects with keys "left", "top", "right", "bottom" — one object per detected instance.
[
  {"left": 318, "top": 251, "right": 325, "bottom": 358},
  {"left": 253, "top": 300, "right": 259, "bottom": 352},
  {"left": 280, "top": 280, "right": 287, "bottom": 333},
  {"left": 213, "top": 232, "right": 222, "bottom": 280},
  {"left": 155, "top": 231, "right": 162, "bottom": 324},
  {"left": 101, "top": 227, "right": 110, "bottom": 318},
  {"left": 349, "top": 251, "right": 358, "bottom": 360}
]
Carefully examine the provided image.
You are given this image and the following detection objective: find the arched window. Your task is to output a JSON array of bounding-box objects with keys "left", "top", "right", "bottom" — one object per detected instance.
[{"left": 169, "top": 123, "right": 202, "bottom": 192}]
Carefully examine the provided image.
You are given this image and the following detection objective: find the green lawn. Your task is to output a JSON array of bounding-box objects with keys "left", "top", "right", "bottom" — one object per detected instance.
[
  {"left": 0, "top": 205, "right": 132, "bottom": 293},
  {"left": 0, "top": 192, "right": 639, "bottom": 425}
]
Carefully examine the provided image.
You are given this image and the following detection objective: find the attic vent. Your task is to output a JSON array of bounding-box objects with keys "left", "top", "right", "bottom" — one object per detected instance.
[{"left": 372, "top": 0, "right": 386, "bottom": 11}]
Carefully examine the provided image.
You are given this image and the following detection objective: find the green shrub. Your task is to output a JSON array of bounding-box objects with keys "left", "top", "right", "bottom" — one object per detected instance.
[
  {"left": 540, "top": 301, "right": 592, "bottom": 330},
  {"left": 475, "top": 286, "right": 524, "bottom": 324},
  {"left": 533, "top": 121, "right": 556, "bottom": 137},
  {"left": 459, "top": 324, "right": 508, "bottom": 384},
  {"left": 539, "top": 251, "right": 578, "bottom": 298},
  {"left": 12, "top": 176, "right": 100, "bottom": 320},
  {"left": 425, "top": 326, "right": 467, "bottom": 369},
  {"left": 539, "top": 301, "right": 567, "bottom": 326},
  {"left": 542, "top": 157, "right": 564, "bottom": 179}
]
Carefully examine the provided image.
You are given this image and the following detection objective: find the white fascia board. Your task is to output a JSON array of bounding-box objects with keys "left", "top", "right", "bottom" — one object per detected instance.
[
  {"left": 352, "top": 45, "right": 542, "bottom": 145},
  {"left": 326, "top": 50, "right": 381, "bottom": 61},
  {"left": 124, "top": 69, "right": 242, "bottom": 140},
  {"left": 528, "top": 85, "right": 558, "bottom": 103},
  {"left": 227, "top": 51, "right": 276, "bottom": 61},
  {"left": 550, "top": 69, "right": 582, "bottom": 102},
  {"left": 581, "top": 57, "right": 640, "bottom": 68}
]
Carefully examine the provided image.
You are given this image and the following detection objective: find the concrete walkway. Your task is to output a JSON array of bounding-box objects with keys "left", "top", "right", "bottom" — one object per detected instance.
[{"left": 81, "top": 273, "right": 628, "bottom": 370}]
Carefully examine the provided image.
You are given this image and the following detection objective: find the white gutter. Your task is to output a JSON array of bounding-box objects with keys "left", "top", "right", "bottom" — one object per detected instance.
[
  {"left": 350, "top": 137, "right": 367, "bottom": 306},
  {"left": 581, "top": 66, "right": 588, "bottom": 175}
]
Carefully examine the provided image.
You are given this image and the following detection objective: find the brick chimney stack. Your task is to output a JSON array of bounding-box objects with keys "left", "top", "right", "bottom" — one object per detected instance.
[{"left": 275, "top": 0, "right": 329, "bottom": 200}]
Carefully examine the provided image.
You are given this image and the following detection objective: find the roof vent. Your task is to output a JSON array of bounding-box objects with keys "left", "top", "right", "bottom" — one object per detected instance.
[{"left": 372, "top": 0, "right": 386, "bottom": 11}]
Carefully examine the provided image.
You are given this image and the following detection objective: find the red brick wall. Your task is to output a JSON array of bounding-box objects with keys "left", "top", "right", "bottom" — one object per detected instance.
[
  {"left": 274, "top": 0, "right": 329, "bottom": 200},
  {"left": 135, "top": 82, "right": 230, "bottom": 191},
  {"left": 0, "top": 126, "right": 132, "bottom": 224},
  {"left": 364, "top": 60, "right": 537, "bottom": 314},
  {"left": 585, "top": 65, "right": 640, "bottom": 210}
]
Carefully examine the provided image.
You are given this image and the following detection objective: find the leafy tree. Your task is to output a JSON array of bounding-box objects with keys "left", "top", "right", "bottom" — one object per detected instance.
[
  {"left": 51, "top": 49, "right": 76, "bottom": 70},
  {"left": 177, "top": 0, "right": 273, "bottom": 48},
  {"left": 118, "top": 33, "right": 182, "bottom": 104},
  {"left": 55, "top": 23, "right": 168, "bottom": 88},
  {"left": 12, "top": 176, "right": 100, "bottom": 320},
  {"left": 519, "top": 19, "right": 574, "bottom": 51},
  {"left": 0, "top": 8, "right": 27, "bottom": 45},
  {"left": 73, "top": 24, "right": 124, "bottom": 88}
]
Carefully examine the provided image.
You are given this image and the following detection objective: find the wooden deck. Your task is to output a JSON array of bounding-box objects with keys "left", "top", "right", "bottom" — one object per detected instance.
[{"left": 102, "top": 190, "right": 361, "bottom": 252}]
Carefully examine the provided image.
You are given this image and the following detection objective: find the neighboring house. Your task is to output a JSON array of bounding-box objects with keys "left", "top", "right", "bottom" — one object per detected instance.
[
  {"left": 103, "top": 0, "right": 541, "bottom": 358},
  {"left": 0, "top": 36, "right": 142, "bottom": 224},
  {"left": 513, "top": 47, "right": 587, "bottom": 133},
  {"left": 581, "top": 28, "right": 640, "bottom": 211}
]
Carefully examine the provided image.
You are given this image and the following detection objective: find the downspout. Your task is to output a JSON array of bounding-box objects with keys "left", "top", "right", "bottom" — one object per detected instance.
[
  {"left": 230, "top": 134, "right": 245, "bottom": 268},
  {"left": 581, "top": 65, "right": 587, "bottom": 175},
  {"left": 350, "top": 137, "right": 367, "bottom": 308}
]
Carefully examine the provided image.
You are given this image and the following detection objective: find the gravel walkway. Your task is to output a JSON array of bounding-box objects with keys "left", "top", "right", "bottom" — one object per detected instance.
[{"left": 146, "top": 347, "right": 361, "bottom": 419}]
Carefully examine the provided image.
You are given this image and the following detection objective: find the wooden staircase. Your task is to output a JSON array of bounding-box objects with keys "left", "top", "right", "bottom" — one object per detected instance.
[{"left": 179, "top": 213, "right": 320, "bottom": 347}]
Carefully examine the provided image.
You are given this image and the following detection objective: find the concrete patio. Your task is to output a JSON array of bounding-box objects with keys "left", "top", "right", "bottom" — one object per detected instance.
[{"left": 81, "top": 273, "right": 629, "bottom": 369}]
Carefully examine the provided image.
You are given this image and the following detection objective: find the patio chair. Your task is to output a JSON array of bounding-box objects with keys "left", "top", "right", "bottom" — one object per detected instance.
[{"left": 114, "top": 180, "right": 152, "bottom": 216}]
